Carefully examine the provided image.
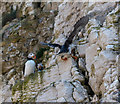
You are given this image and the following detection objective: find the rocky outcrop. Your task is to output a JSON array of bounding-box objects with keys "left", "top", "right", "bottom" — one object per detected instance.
[
  {"left": 1, "top": 2, "right": 58, "bottom": 103},
  {"left": 1, "top": 2, "right": 119, "bottom": 103},
  {"left": 86, "top": 3, "right": 119, "bottom": 102},
  {"left": 12, "top": 54, "right": 89, "bottom": 102}
]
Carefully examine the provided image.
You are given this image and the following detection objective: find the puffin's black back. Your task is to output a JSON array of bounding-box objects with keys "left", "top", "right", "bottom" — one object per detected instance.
[{"left": 58, "top": 45, "right": 69, "bottom": 54}]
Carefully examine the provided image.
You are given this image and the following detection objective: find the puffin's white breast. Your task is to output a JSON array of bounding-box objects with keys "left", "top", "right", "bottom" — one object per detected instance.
[{"left": 24, "top": 60, "right": 36, "bottom": 76}]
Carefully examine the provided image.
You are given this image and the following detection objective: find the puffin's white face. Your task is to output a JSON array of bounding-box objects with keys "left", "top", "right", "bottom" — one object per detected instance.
[{"left": 28, "top": 53, "right": 36, "bottom": 59}]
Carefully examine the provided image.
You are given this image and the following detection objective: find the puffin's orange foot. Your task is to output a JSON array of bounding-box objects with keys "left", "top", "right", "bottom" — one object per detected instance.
[
  {"left": 71, "top": 55, "right": 78, "bottom": 60},
  {"left": 61, "top": 55, "right": 68, "bottom": 61}
]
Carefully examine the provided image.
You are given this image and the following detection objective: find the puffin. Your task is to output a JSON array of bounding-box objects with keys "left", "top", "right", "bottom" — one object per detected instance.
[
  {"left": 40, "top": 15, "right": 89, "bottom": 55},
  {"left": 23, "top": 53, "right": 36, "bottom": 77}
]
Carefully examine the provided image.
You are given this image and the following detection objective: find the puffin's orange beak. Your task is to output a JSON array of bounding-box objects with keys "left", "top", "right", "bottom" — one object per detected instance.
[
  {"left": 34, "top": 56, "right": 36, "bottom": 59},
  {"left": 32, "top": 55, "right": 36, "bottom": 59}
]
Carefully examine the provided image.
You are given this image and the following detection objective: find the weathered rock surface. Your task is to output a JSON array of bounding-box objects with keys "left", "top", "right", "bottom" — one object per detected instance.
[
  {"left": 1, "top": 2, "right": 119, "bottom": 103},
  {"left": 85, "top": 2, "right": 119, "bottom": 102}
]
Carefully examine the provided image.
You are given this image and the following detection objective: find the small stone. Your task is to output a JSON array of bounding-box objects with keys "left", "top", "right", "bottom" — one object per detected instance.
[
  {"left": 7, "top": 69, "right": 16, "bottom": 80},
  {"left": 44, "top": 51, "right": 48, "bottom": 55},
  {"left": 91, "top": 94, "right": 99, "bottom": 102},
  {"left": 71, "top": 67, "right": 78, "bottom": 75},
  {"left": 77, "top": 43, "right": 89, "bottom": 58},
  {"left": 78, "top": 58, "right": 86, "bottom": 70},
  {"left": 8, "top": 77, "right": 15, "bottom": 86},
  {"left": 97, "top": 47, "right": 101, "bottom": 51},
  {"left": 106, "top": 45, "right": 114, "bottom": 50},
  {"left": 10, "top": 54, "right": 16, "bottom": 58},
  {"left": 98, "top": 28, "right": 117, "bottom": 49},
  {"left": 78, "top": 31, "right": 83, "bottom": 38},
  {"left": 30, "top": 39, "right": 38, "bottom": 46},
  {"left": 15, "top": 50, "right": 20, "bottom": 55},
  {"left": 57, "top": 97, "right": 66, "bottom": 102},
  {"left": 73, "top": 88, "right": 88, "bottom": 102},
  {"left": 89, "top": 30, "right": 98, "bottom": 44},
  {"left": 73, "top": 74, "right": 85, "bottom": 83}
]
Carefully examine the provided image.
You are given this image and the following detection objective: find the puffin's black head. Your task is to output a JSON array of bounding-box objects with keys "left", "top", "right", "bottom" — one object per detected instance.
[{"left": 27, "top": 53, "right": 36, "bottom": 60}]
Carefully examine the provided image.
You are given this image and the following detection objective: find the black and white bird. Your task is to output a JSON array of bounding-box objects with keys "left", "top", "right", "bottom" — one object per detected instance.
[
  {"left": 40, "top": 15, "right": 89, "bottom": 54},
  {"left": 23, "top": 53, "right": 36, "bottom": 77}
]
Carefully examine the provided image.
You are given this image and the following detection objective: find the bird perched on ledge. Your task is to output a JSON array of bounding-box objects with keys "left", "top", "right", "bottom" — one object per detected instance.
[{"left": 23, "top": 53, "right": 36, "bottom": 77}]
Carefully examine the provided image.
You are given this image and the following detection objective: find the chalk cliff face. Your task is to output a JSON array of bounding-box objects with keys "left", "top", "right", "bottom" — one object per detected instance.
[{"left": 1, "top": 2, "right": 119, "bottom": 103}]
